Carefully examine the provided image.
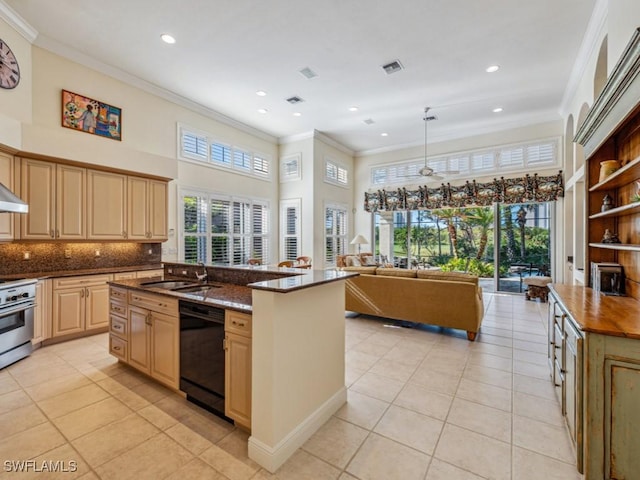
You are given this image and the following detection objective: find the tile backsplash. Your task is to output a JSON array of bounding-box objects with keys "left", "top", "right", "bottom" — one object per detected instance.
[{"left": 0, "top": 242, "right": 161, "bottom": 275}]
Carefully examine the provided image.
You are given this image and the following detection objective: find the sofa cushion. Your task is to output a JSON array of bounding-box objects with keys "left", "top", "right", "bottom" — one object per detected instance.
[
  {"left": 375, "top": 267, "right": 417, "bottom": 278},
  {"left": 416, "top": 269, "right": 479, "bottom": 285}
]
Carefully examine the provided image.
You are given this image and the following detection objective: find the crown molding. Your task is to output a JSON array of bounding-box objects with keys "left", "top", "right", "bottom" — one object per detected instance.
[
  {"left": 278, "top": 130, "right": 315, "bottom": 145},
  {"left": 0, "top": 0, "right": 38, "bottom": 43},
  {"left": 33, "top": 34, "right": 277, "bottom": 144},
  {"left": 278, "top": 130, "right": 354, "bottom": 156},
  {"left": 559, "top": 0, "right": 608, "bottom": 117}
]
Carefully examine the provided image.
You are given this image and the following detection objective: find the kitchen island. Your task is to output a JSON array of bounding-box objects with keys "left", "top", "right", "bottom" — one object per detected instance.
[{"left": 109, "top": 263, "right": 356, "bottom": 473}]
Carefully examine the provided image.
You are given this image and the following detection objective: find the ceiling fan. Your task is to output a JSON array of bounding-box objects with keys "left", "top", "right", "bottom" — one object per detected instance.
[{"left": 398, "top": 107, "right": 457, "bottom": 181}]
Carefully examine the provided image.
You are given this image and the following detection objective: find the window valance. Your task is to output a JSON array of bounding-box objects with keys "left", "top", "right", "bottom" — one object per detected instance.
[{"left": 363, "top": 171, "right": 564, "bottom": 212}]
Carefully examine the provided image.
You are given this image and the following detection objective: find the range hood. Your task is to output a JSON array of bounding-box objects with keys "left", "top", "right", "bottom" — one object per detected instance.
[{"left": 0, "top": 183, "right": 28, "bottom": 214}]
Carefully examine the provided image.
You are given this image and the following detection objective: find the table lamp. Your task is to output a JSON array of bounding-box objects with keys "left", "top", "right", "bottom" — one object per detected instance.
[{"left": 350, "top": 234, "right": 369, "bottom": 254}]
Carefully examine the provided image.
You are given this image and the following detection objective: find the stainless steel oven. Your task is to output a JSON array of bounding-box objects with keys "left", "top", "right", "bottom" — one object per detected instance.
[{"left": 0, "top": 279, "right": 37, "bottom": 370}]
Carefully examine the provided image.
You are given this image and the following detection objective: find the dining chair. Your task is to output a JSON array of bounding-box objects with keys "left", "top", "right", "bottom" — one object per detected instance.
[
  {"left": 247, "top": 259, "right": 262, "bottom": 265},
  {"left": 296, "top": 256, "right": 312, "bottom": 266},
  {"left": 278, "top": 260, "right": 294, "bottom": 268}
]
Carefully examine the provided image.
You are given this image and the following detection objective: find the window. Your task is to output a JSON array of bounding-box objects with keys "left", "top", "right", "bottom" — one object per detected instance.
[
  {"left": 178, "top": 124, "right": 271, "bottom": 180},
  {"left": 181, "top": 190, "right": 269, "bottom": 265},
  {"left": 280, "top": 199, "right": 301, "bottom": 261},
  {"left": 325, "top": 158, "right": 349, "bottom": 186},
  {"left": 325, "top": 204, "right": 348, "bottom": 265},
  {"left": 280, "top": 154, "right": 301, "bottom": 182},
  {"left": 370, "top": 137, "right": 560, "bottom": 186}
]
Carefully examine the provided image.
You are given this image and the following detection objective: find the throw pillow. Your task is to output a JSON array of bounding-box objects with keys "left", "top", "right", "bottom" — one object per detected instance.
[
  {"left": 362, "top": 255, "right": 377, "bottom": 266},
  {"left": 346, "top": 256, "right": 362, "bottom": 267}
]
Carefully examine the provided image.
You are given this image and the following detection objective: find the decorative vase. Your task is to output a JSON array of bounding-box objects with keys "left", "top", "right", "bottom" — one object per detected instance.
[{"left": 599, "top": 160, "right": 621, "bottom": 182}]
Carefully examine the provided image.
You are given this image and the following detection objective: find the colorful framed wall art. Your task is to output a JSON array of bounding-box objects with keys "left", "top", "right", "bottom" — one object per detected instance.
[{"left": 62, "top": 90, "right": 122, "bottom": 141}]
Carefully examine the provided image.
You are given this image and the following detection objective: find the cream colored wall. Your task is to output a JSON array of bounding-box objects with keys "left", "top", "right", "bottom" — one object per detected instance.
[
  {"left": 607, "top": 0, "right": 640, "bottom": 75},
  {"left": 314, "top": 137, "right": 355, "bottom": 266},
  {"left": 278, "top": 137, "right": 314, "bottom": 260},
  {"left": 0, "top": 17, "right": 32, "bottom": 147}
]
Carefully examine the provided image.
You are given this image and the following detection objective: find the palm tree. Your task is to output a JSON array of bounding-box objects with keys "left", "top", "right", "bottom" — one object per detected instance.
[
  {"left": 465, "top": 207, "right": 494, "bottom": 260},
  {"left": 432, "top": 208, "right": 464, "bottom": 258},
  {"left": 426, "top": 211, "right": 444, "bottom": 256},
  {"left": 503, "top": 205, "right": 517, "bottom": 262}
]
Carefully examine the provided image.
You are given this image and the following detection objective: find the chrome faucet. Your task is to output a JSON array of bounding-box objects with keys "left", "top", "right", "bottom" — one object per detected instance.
[{"left": 195, "top": 262, "right": 208, "bottom": 282}]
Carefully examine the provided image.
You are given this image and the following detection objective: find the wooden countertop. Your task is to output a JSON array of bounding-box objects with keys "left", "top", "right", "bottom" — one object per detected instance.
[{"left": 549, "top": 284, "right": 640, "bottom": 339}]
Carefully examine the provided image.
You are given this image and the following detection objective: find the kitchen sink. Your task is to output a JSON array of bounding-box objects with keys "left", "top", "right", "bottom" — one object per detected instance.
[
  {"left": 171, "top": 284, "right": 222, "bottom": 293},
  {"left": 141, "top": 280, "right": 198, "bottom": 289}
]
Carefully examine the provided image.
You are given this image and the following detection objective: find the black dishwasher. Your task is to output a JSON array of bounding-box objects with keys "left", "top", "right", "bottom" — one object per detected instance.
[{"left": 179, "top": 301, "right": 231, "bottom": 421}]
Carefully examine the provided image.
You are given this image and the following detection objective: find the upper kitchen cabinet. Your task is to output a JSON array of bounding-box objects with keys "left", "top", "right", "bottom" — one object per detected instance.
[
  {"left": 0, "top": 151, "right": 16, "bottom": 241},
  {"left": 20, "top": 158, "right": 86, "bottom": 240},
  {"left": 127, "top": 177, "right": 168, "bottom": 241},
  {"left": 87, "top": 170, "right": 127, "bottom": 240}
]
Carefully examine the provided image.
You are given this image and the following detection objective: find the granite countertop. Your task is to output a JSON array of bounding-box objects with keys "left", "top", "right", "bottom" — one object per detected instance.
[
  {"left": 109, "top": 266, "right": 358, "bottom": 313},
  {"left": 0, "top": 264, "right": 163, "bottom": 281}
]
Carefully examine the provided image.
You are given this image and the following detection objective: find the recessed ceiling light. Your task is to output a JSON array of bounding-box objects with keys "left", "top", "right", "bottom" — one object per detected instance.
[
  {"left": 293, "top": 112, "right": 302, "bottom": 117},
  {"left": 492, "top": 107, "right": 503, "bottom": 113},
  {"left": 486, "top": 65, "right": 500, "bottom": 73},
  {"left": 257, "top": 108, "right": 268, "bottom": 114},
  {"left": 348, "top": 106, "right": 359, "bottom": 112},
  {"left": 381, "top": 132, "right": 388, "bottom": 137},
  {"left": 256, "top": 90, "right": 267, "bottom": 97},
  {"left": 160, "top": 34, "right": 176, "bottom": 44}
]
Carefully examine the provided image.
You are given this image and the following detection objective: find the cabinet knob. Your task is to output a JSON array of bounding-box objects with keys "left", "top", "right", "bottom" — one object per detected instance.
[
  {"left": 80, "top": 289, "right": 84, "bottom": 298},
  {"left": 55, "top": 229, "right": 60, "bottom": 238},
  {"left": 113, "top": 346, "right": 121, "bottom": 351},
  {"left": 50, "top": 230, "right": 54, "bottom": 238}
]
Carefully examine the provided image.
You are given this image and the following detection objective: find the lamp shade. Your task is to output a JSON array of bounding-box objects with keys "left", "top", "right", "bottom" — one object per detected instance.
[{"left": 350, "top": 234, "right": 369, "bottom": 246}]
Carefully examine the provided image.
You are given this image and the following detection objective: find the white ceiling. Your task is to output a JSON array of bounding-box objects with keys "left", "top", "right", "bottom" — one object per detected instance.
[{"left": 6, "top": 0, "right": 596, "bottom": 153}]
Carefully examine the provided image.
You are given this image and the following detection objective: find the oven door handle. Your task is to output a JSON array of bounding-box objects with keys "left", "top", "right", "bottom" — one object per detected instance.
[{"left": 0, "top": 301, "right": 34, "bottom": 317}]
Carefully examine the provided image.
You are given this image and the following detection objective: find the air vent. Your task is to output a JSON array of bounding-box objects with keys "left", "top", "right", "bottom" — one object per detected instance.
[
  {"left": 299, "top": 67, "right": 318, "bottom": 79},
  {"left": 286, "top": 96, "right": 305, "bottom": 104},
  {"left": 382, "top": 60, "right": 404, "bottom": 75},
  {"left": 363, "top": 118, "right": 375, "bottom": 125}
]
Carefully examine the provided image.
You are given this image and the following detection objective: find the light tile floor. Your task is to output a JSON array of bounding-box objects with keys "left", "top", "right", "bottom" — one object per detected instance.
[{"left": 0, "top": 293, "right": 582, "bottom": 479}]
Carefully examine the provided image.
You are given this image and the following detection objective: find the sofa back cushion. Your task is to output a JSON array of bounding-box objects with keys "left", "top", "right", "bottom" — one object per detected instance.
[
  {"left": 416, "top": 269, "right": 479, "bottom": 285},
  {"left": 376, "top": 267, "right": 417, "bottom": 278},
  {"left": 345, "top": 255, "right": 362, "bottom": 267}
]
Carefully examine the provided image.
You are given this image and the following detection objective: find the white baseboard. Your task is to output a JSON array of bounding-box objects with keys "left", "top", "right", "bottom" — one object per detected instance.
[{"left": 248, "top": 386, "right": 347, "bottom": 473}]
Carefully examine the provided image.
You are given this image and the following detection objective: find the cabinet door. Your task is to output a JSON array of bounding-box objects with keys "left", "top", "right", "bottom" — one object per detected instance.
[
  {"left": 87, "top": 170, "right": 127, "bottom": 239},
  {"left": 225, "top": 332, "right": 252, "bottom": 429},
  {"left": 20, "top": 158, "right": 55, "bottom": 239},
  {"left": 0, "top": 152, "right": 15, "bottom": 240},
  {"left": 32, "top": 279, "right": 51, "bottom": 344},
  {"left": 127, "top": 176, "right": 149, "bottom": 241},
  {"left": 150, "top": 311, "right": 179, "bottom": 389},
  {"left": 56, "top": 164, "right": 86, "bottom": 239},
  {"left": 85, "top": 283, "right": 110, "bottom": 330},
  {"left": 148, "top": 180, "right": 167, "bottom": 240},
  {"left": 52, "top": 288, "right": 84, "bottom": 337},
  {"left": 128, "top": 306, "right": 151, "bottom": 374},
  {"left": 564, "top": 318, "right": 583, "bottom": 471}
]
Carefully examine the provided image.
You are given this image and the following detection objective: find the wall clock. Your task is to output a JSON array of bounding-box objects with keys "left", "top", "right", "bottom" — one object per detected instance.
[{"left": 0, "top": 38, "right": 20, "bottom": 89}]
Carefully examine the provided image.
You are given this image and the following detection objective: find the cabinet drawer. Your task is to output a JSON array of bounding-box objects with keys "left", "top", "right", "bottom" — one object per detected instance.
[
  {"left": 136, "top": 269, "right": 164, "bottom": 279},
  {"left": 110, "top": 315, "right": 127, "bottom": 339},
  {"left": 129, "top": 290, "right": 177, "bottom": 316},
  {"left": 110, "top": 286, "right": 128, "bottom": 303},
  {"left": 225, "top": 311, "right": 252, "bottom": 337},
  {"left": 110, "top": 300, "right": 127, "bottom": 317},
  {"left": 109, "top": 334, "right": 127, "bottom": 361},
  {"left": 54, "top": 274, "right": 112, "bottom": 290}
]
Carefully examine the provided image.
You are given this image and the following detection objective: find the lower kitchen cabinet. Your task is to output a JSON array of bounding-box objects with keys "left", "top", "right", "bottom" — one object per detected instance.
[
  {"left": 225, "top": 310, "right": 252, "bottom": 430},
  {"left": 549, "top": 286, "right": 640, "bottom": 479},
  {"left": 32, "top": 279, "right": 51, "bottom": 344},
  {"left": 52, "top": 274, "right": 111, "bottom": 337},
  {"left": 124, "top": 291, "right": 179, "bottom": 390}
]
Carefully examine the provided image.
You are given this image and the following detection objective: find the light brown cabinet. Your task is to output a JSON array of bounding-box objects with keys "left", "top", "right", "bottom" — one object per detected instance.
[
  {"left": 0, "top": 151, "right": 16, "bottom": 240},
  {"left": 128, "top": 177, "right": 167, "bottom": 241},
  {"left": 32, "top": 279, "right": 51, "bottom": 344},
  {"left": 225, "top": 310, "right": 252, "bottom": 430},
  {"left": 19, "top": 159, "right": 86, "bottom": 240},
  {"left": 124, "top": 290, "right": 179, "bottom": 389},
  {"left": 87, "top": 170, "right": 127, "bottom": 240},
  {"left": 52, "top": 274, "right": 111, "bottom": 337}
]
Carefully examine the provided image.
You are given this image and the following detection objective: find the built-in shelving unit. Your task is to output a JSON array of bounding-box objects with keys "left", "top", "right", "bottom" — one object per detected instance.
[
  {"left": 588, "top": 201, "right": 640, "bottom": 219},
  {"left": 588, "top": 242, "right": 640, "bottom": 251},
  {"left": 588, "top": 155, "right": 640, "bottom": 192}
]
